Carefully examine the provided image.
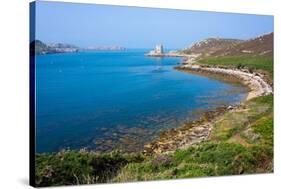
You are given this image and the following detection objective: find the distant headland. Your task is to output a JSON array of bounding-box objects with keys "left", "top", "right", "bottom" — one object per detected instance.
[{"left": 30, "top": 40, "right": 126, "bottom": 55}]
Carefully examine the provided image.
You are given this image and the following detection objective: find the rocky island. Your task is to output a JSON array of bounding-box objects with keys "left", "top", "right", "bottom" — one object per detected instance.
[{"left": 81, "top": 45, "right": 126, "bottom": 51}]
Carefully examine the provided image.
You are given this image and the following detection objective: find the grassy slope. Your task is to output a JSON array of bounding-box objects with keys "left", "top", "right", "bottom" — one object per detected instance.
[
  {"left": 35, "top": 55, "right": 273, "bottom": 186},
  {"left": 198, "top": 55, "right": 273, "bottom": 84}
]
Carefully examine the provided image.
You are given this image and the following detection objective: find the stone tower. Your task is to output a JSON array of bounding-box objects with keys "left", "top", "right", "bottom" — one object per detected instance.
[{"left": 155, "top": 44, "right": 164, "bottom": 54}]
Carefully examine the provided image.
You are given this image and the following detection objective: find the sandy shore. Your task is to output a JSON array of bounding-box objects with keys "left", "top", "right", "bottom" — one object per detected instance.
[{"left": 143, "top": 63, "right": 273, "bottom": 155}]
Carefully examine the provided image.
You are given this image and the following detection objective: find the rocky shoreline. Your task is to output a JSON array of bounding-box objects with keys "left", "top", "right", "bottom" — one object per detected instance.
[
  {"left": 143, "top": 63, "right": 273, "bottom": 156},
  {"left": 143, "top": 106, "right": 230, "bottom": 155},
  {"left": 177, "top": 64, "right": 273, "bottom": 100}
]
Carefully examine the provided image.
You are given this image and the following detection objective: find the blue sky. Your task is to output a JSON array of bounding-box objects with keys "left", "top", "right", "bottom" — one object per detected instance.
[{"left": 35, "top": 1, "right": 274, "bottom": 49}]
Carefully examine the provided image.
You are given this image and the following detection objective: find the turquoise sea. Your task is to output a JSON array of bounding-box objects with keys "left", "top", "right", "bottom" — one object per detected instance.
[{"left": 35, "top": 49, "right": 247, "bottom": 153}]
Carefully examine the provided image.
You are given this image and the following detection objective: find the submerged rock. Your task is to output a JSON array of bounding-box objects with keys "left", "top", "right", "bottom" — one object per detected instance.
[{"left": 143, "top": 106, "right": 229, "bottom": 156}]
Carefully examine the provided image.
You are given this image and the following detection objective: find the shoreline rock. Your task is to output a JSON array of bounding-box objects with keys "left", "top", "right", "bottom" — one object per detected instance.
[{"left": 143, "top": 106, "right": 230, "bottom": 155}]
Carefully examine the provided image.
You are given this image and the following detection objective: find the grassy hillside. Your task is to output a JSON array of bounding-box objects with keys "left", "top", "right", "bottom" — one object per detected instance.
[
  {"left": 198, "top": 55, "right": 273, "bottom": 86},
  {"left": 181, "top": 33, "right": 273, "bottom": 58},
  {"left": 211, "top": 33, "right": 273, "bottom": 58},
  {"left": 181, "top": 38, "right": 243, "bottom": 55}
]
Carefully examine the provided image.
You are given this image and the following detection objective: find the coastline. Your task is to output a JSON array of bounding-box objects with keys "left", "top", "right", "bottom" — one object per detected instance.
[
  {"left": 177, "top": 64, "right": 273, "bottom": 101},
  {"left": 146, "top": 52, "right": 201, "bottom": 64},
  {"left": 143, "top": 62, "right": 273, "bottom": 155}
]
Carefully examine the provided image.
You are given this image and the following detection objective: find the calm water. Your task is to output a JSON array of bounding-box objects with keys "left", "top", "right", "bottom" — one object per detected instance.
[{"left": 35, "top": 50, "right": 247, "bottom": 153}]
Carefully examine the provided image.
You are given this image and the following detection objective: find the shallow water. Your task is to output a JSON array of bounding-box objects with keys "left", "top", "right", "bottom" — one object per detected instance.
[{"left": 35, "top": 49, "right": 247, "bottom": 153}]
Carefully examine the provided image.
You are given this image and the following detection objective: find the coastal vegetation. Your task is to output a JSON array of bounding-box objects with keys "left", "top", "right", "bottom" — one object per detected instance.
[
  {"left": 35, "top": 151, "right": 145, "bottom": 186},
  {"left": 198, "top": 55, "right": 273, "bottom": 82},
  {"left": 35, "top": 93, "right": 273, "bottom": 186},
  {"left": 113, "top": 94, "right": 273, "bottom": 181}
]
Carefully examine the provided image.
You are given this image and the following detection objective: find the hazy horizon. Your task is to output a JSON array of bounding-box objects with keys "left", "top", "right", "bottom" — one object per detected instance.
[{"left": 35, "top": 1, "right": 274, "bottom": 49}]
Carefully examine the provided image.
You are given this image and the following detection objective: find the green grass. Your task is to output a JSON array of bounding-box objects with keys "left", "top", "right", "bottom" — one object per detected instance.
[
  {"left": 211, "top": 95, "right": 273, "bottom": 143},
  {"left": 198, "top": 56, "right": 273, "bottom": 79},
  {"left": 114, "top": 141, "right": 272, "bottom": 182},
  {"left": 252, "top": 116, "right": 273, "bottom": 146}
]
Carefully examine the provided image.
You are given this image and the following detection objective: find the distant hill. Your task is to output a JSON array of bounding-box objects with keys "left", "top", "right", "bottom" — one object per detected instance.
[
  {"left": 47, "top": 42, "right": 79, "bottom": 49},
  {"left": 182, "top": 38, "right": 244, "bottom": 56},
  {"left": 211, "top": 32, "right": 273, "bottom": 57},
  {"left": 82, "top": 45, "right": 126, "bottom": 51},
  {"left": 30, "top": 40, "right": 79, "bottom": 55},
  {"left": 30, "top": 40, "right": 127, "bottom": 55},
  {"left": 181, "top": 33, "right": 273, "bottom": 58},
  {"left": 30, "top": 40, "right": 50, "bottom": 55}
]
